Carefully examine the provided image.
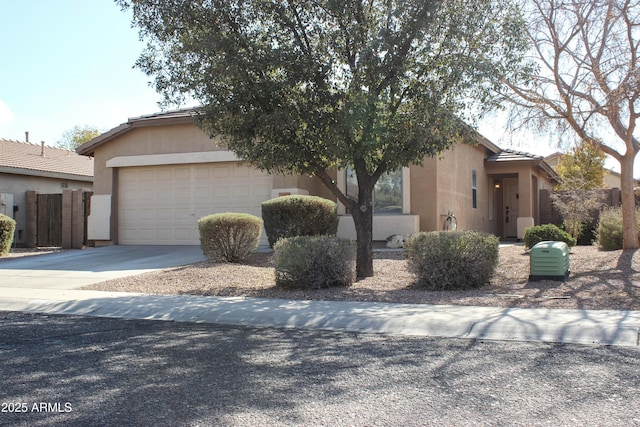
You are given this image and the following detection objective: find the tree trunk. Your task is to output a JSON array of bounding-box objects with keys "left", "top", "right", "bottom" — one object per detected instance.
[
  {"left": 352, "top": 205, "right": 374, "bottom": 278},
  {"left": 620, "top": 153, "right": 639, "bottom": 249},
  {"left": 312, "top": 167, "right": 375, "bottom": 278}
]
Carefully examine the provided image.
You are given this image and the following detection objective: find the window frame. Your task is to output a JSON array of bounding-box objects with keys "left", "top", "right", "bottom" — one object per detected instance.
[
  {"left": 472, "top": 169, "right": 478, "bottom": 209},
  {"left": 344, "top": 167, "right": 405, "bottom": 215}
]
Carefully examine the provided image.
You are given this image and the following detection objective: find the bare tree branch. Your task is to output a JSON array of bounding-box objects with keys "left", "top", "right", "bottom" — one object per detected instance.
[{"left": 504, "top": 0, "right": 640, "bottom": 248}]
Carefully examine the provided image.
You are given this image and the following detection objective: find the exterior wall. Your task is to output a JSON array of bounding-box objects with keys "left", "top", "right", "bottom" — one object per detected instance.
[
  {"left": 409, "top": 157, "right": 439, "bottom": 231},
  {"left": 92, "top": 123, "right": 226, "bottom": 196},
  {"left": 91, "top": 123, "right": 270, "bottom": 244},
  {"left": 271, "top": 172, "right": 337, "bottom": 201},
  {"left": 603, "top": 170, "right": 640, "bottom": 189},
  {"left": 435, "top": 142, "right": 496, "bottom": 234},
  {"left": 604, "top": 172, "right": 622, "bottom": 189},
  {"left": 88, "top": 119, "right": 559, "bottom": 243},
  {"left": 297, "top": 173, "right": 336, "bottom": 201},
  {"left": 0, "top": 172, "right": 92, "bottom": 246},
  {"left": 486, "top": 160, "right": 556, "bottom": 238}
]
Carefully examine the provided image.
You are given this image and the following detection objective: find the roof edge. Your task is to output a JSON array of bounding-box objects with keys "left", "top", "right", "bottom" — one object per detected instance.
[
  {"left": 0, "top": 166, "right": 94, "bottom": 181},
  {"left": 473, "top": 133, "right": 501, "bottom": 154},
  {"left": 76, "top": 108, "right": 201, "bottom": 156}
]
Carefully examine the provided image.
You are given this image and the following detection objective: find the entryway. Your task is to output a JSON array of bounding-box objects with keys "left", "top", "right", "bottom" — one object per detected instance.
[{"left": 503, "top": 178, "right": 519, "bottom": 239}]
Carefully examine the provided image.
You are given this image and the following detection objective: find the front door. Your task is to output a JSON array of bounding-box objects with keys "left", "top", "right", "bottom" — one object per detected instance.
[{"left": 503, "top": 178, "right": 519, "bottom": 238}]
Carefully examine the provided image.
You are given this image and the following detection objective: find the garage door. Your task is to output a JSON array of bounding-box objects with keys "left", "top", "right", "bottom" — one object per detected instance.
[{"left": 118, "top": 163, "right": 272, "bottom": 245}]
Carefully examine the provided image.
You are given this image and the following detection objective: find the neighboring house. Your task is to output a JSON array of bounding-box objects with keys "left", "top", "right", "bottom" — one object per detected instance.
[
  {"left": 76, "top": 109, "right": 559, "bottom": 246},
  {"left": 602, "top": 169, "right": 640, "bottom": 190},
  {"left": 0, "top": 138, "right": 94, "bottom": 246},
  {"left": 544, "top": 152, "right": 640, "bottom": 189}
]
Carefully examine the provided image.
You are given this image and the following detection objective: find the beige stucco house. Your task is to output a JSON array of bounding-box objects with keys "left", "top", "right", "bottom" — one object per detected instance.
[
  {"left": 77, "top": 109, "right": 559, "bottom": 246},
  {"left": 0, "top": 138, "right": 93, "bottom": 246}
]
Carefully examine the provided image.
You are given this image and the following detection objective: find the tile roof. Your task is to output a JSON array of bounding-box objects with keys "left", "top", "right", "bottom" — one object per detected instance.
[
  {"left": 128, "top": 108, "right": 199, "bottom": 122},
  {"left": 486, "top": 148, "right": 561, "bottom": 182},
  {"left": 0, "top": 138, "right": 94, "bottom": 179},
  {"left": 485, "top": 148, "right": 544, "bottom": 162}
]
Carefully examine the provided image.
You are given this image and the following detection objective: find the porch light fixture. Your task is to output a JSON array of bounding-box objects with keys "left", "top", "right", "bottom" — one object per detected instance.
[{"left": 494, "top": 183, "right": 501, "bottom": 189}]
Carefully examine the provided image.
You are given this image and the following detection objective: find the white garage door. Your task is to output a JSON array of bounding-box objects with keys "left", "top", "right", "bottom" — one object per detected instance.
[{"left": 118, "top": 163, "right": 272, "bottom": 245}]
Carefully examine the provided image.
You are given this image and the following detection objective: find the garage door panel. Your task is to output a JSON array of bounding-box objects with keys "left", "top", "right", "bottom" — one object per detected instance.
[
  {"left": 119, "top": 163, "right": 271, "bottom": 245},
  {"left": 234, "top": 185, "right": 251, "bottom": 198},
  {"left": 193, "top": 166, "right": 211, "bottom": 179},
  {"left": 253, "top": 183, "right": 271, "bottom": 198},
  {"left": 156, "top": 209, "right": 173, "bottom": 220},
  {"left": 214, "top": 166, "right": 230, "bottom": 178}
]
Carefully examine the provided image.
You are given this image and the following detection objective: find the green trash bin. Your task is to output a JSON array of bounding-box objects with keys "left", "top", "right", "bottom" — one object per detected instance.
[{"left": 528, "top": 241, "right": 570, "bottom": 282}]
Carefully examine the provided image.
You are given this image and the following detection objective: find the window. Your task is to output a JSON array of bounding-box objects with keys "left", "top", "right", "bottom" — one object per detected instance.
[
  {"left": 472, "top": 169, "right": 478, "bottom": 209},
  {"left": 345, "top": 168, "right": 403, "bottom": 215}
]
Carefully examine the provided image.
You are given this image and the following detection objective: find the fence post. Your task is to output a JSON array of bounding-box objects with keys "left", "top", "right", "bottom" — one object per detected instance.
[
  {"left": 61, "top": 189, "right": 73, "bottom": 249},
  {"left": 71, "top": 190, "right": 84, "bottom": 249},
  {"left": 25, "top": 191, "right": 37, "bottom": 248}
]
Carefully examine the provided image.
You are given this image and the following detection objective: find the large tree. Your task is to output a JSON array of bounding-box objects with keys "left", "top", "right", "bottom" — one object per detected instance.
[
  {"left": 120, "top": 0, "right": 529, "bottom": 277},
  {"left": 502, "top": 0, "right": 640, "bottom": 249}
]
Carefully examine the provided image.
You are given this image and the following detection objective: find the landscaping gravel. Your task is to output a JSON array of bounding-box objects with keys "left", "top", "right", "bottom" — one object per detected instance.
[{"left": 82, "top": 245, "right": 640, "bottom": 311}]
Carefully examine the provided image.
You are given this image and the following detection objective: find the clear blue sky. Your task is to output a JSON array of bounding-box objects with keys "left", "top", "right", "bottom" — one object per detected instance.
[{"left": 0, "top": 0, "right": 164, "bottom": 145}]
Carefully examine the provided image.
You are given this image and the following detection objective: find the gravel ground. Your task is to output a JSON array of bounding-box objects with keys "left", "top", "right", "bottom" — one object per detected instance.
[{"left": 82, "top": 244, "right": 640, "bottom": 311}]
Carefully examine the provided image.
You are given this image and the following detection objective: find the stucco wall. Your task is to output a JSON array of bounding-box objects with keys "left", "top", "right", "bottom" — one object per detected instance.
[
  {"left": 436, "top": 142, "right": 496, "bottom": 234},
  {"left": 92, "top": 123, "right": 228, "bottom": 196},
  {"left": 270, "top": 173, "right": 335, "bottom": 201},
  {"left": 0, "top": 172, "right": 92, "bottom": 245},
  {"left": 409, "top": 143, "right": 497, "bottom": 234},
  {"left": 297, "top": 172, "right": 337, "bottom": 202},
  {"left": 409, "top": 157, "right": 438, "bottom": 231}
]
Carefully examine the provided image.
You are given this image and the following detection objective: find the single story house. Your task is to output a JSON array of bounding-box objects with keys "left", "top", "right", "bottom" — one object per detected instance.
[
  {"left": 76, "top": 109, "right": 559, "bottom": 246},
  {"left": 0, "top": 138, "right": 94, "bottom": 246}
]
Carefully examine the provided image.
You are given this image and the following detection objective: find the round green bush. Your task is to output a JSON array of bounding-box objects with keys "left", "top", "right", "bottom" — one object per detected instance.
[
  {"left": 404, "top": 231, "right": 499, "bottom": 290},
  {"left": 198, "top": 213, "right": 263, "bottom": 263},
  {"left": 0, "top": 213, "right": 16, "bottom": 256},
  {"left": 596, "top": 206, "right": 640, "bottom": 251},
  {"left": 273, "top": 236, "right": 356, "bottom": 289},
  {"left": 522, "top": 224, "right": 576, "bottom": 249},
  {"left": 261, "top": 195, "right": 339, "bottom": 247}
]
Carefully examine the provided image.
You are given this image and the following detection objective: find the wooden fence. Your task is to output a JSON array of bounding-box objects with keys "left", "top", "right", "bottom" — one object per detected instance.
[
  {"left": 539, "top": 188, "right": 627, "bottom": 226},
  {"left": 26, "top": 190, "right": 93, "bottom": 249}
]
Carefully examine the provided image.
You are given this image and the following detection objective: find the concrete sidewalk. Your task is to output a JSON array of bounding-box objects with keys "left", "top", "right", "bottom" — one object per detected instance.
[{"left": 1, "top": 287, "right": 639, "bottom": 347}]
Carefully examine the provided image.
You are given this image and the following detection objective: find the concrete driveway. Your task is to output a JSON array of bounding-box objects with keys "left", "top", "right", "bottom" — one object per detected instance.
[{"left": 0, "top": 245, "right": 205, "bottom": 289}]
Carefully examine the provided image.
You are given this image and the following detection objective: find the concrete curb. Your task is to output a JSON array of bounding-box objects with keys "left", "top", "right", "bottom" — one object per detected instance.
[{"left": 1, "top": 290, "right": 638, "bottom": 347}]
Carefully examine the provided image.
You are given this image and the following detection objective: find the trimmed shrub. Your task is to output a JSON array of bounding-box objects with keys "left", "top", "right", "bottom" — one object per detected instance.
[
  {"left": 404, "top": 231, "right": 499, "bottom": 290},
  {"left": 273, "top": 236, "right": 356, "bottom": 289},
  {"left": 0, "top": 213, "right": 16, "bottom": 256},
  {"left": 198, "top": 213, "right": 263, "bottom": 263},
  {"left": 262, "top": 195, "right": 339, "bottom": 247},
  {"left": 596, "top": 206, "right": 640, "bottom": 251},
  {"left": 523, "top": 224, "right": 576, "bottom": 249}
]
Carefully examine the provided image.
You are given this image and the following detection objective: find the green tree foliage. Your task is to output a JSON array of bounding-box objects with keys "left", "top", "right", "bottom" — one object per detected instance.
[
  {"left": 119, "top": 0, "right": 529, "bottom": 277},
  {"left": 57, "top": 125, "right": 101, "bottom": 150},
  {"left": 555, "top": 141, "right": 606, "bottom": 191}
]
